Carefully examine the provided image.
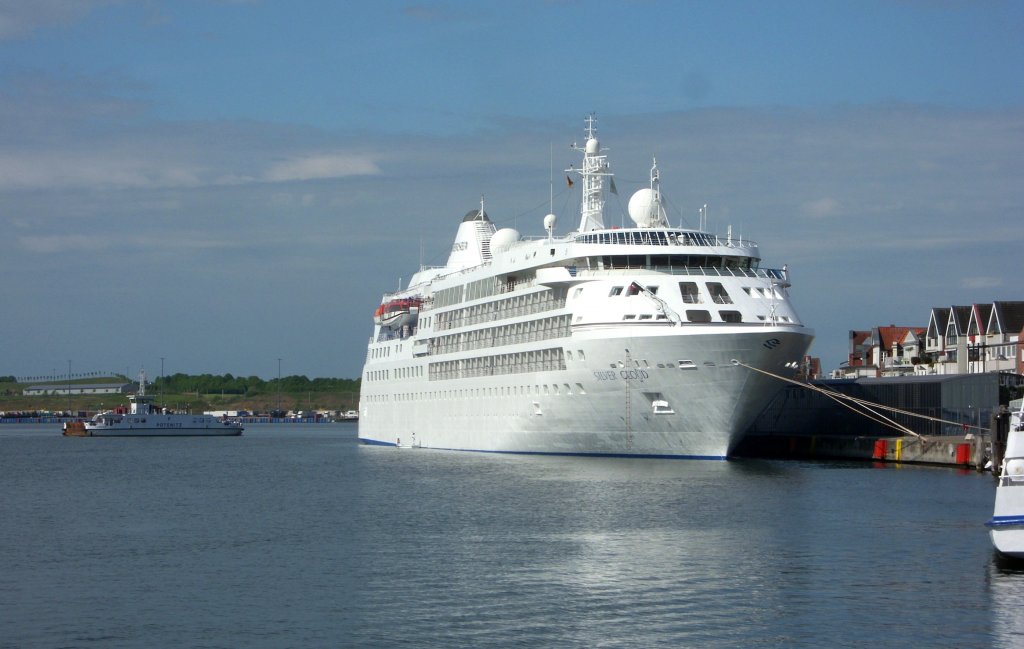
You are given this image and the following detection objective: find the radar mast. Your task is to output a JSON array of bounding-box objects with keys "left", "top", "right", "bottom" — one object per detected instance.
[{"left": 569, "top": 114, "right": 611, "bottom": 233}]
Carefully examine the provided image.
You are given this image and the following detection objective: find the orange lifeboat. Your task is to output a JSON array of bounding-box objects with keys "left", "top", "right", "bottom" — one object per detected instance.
[{"left": 373, "top": 297, "right": 422, "bottom": 329}]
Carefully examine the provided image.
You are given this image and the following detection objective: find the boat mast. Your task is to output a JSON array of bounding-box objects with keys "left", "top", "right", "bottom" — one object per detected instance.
[
  {"left": 648, "top": 157, "right": 668, "bottom": 227},
  {"left": 570, "top": 114, "right": 610, "bottom": 233}
]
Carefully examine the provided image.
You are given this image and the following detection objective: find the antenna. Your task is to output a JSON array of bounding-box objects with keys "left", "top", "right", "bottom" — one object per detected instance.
[{"left": 549, "top": 142, "right": 554, "bottom": 215}]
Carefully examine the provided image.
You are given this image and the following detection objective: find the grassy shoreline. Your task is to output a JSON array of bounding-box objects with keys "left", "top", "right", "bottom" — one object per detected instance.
[{"left": 0, "top": 377, "right": 360, "bottom": 416}]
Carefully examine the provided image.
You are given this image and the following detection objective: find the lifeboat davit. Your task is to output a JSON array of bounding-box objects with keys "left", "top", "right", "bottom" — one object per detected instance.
[{"left": 374, "top": 297, "right": 422, "bottom": 329}]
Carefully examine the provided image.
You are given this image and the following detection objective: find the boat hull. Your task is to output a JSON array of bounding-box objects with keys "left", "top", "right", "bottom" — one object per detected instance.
[
  {"left": 358, "top": 327, "right": 812, "bottom": 458},
  {"left": 989, "top": 521, "right": 1024, "bottom": 559},
  {"left": 83, "top": 427, "right": 243, "bottom": 437},
  {"left": 990, "top": 417, "right": 1024, "bottom": 558},
  {"left": 988, "top": 489, "right": 1024, "bottom": 559},
  {"left": 66, "top": 416, "right": 243, "bottom": 437}
]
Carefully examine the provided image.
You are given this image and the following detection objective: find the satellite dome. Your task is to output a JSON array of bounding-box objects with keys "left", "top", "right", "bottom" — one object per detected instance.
[
  {"left": 628, "top": 188, "right": 663, "bottom": 227},
  {"left": 585, "top": 137, "right": 600, "bottom": 155},
  {"left": 543, "top": 213, "right": 557, "bottom": 231},
  {"left": 490, "top": 228, "right": 520, "bottom": 252},
  {"left": 463, "top": 209, "right": 490, "bottom": 222}
]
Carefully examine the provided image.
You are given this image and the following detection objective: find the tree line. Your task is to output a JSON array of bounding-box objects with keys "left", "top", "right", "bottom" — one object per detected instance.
[{"left": 151, "top": 373, "right": 359, "bottom": 396}]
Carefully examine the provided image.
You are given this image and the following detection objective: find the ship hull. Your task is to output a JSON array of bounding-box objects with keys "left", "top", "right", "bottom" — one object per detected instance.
[{"left": 358, "top": 327, "right": 811, "bottom": 458}]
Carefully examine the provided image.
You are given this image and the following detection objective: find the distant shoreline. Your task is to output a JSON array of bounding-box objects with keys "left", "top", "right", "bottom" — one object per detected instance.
[{"left": 1, "top": 417, "right": 356, "bottom": 425}]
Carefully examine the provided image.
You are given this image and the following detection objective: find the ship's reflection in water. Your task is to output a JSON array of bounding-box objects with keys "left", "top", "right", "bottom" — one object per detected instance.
[{"left": 990, "top": 553, "right": 1024, "bottom": 646}]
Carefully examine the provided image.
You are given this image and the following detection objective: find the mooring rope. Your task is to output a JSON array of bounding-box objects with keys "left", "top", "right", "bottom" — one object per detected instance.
[{"left": 731, "top": 360, "right": 987, "bottom": 438}]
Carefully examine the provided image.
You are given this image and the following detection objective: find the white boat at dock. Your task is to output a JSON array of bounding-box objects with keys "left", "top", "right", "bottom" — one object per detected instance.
[
  {"left": 988, "top": 398, "right": 1024, "bottom": 558},
  {"left": 63, "top": 370, "right": 243, "bottom": 437}
]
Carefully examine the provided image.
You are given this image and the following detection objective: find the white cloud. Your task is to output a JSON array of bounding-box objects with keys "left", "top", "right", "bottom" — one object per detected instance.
[
  {"left": 800, "top": 197, "right": 841, "bottom": 219},
  {"left": 263, "top": 154, "right": 380, "bottom": 183},
  {"left": 17, "top": 233, "right": 113, "bottom": 254},
  {"left": 17, "top": 231, "right": 248, "bottom": 254},
  {"left": 0, "top": 0, "right": 119, "bottom": 41},
  {"left": 0, "top": 148, "right": 379, "bottom": 191},
  {"left": 0, "top": 151, "right": 204, "bottom": 190},
  {"left": 0, "top": 77, "right": 381, "bottom": 191},
  {"left": 960, "top": 276, "right": 1003, "bottom": 289}
]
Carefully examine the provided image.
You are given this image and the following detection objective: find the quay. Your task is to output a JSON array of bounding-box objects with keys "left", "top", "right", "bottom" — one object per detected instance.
[
  {"left": 735, "top": 431, "right": 989, "bottom": 469},
  {"left": 736, "top": 372, "right": 1010, "bottom": 470}
]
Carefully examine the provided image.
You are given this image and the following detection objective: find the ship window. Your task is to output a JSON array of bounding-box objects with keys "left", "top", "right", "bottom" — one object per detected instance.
[
  {"left": 573, "top": 287, "right": 583, "bottom": 298},
  {"left": 624, "top": 314, "right": 636, "bottom": 320},
  {"left": 678, "top": 360, "right": 698, "bottom": 370},
  {"left": 686, "top": 310, "right": 712, "bottom": 323},
  {"left": 578, "top": 350, "right": 585, "bottom": 360},
  {"left": 609, "top": 286, "right": 623, "bottom": 296},
  {"left": 576, "top": 383, "right": 586, "bottom": 395},
  {"left": 707, "top": 283, "right": 732, "bottom": 304},
  {"left": 564, "top": 383, "right": 572, "bottom": 395},
  {"left": 646, "top": 286, "right": 659, "bottom": 295},
  {"left": 638, "top": 314, "right": 652, "bottom": 320},
  {"left": 679, "top": 282, "right": 700, "bottom": 304},
  {"left": 566, "top": 350, "right": 573, "bottom": 361},
  {"left": 720, "top": 310, "right": 742, "bottom": 323}
]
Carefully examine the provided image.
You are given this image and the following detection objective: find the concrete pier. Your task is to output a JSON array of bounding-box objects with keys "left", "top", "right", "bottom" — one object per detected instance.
[
  {"left": 734, "top": 432, "right": 989, "bottom": 470},
  {"left": 734, "top": 372, "right": 1008, "bottom": 470}
]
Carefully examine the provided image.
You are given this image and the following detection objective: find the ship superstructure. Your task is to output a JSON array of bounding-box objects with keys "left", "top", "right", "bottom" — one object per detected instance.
[{"left": 357, "top": 116, "right": 813, "bottom": 458}]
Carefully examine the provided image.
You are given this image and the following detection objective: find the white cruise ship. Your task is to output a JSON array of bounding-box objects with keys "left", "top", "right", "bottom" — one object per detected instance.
[{"left": 358, "top": 116, "right": 814, "bottom": 458}]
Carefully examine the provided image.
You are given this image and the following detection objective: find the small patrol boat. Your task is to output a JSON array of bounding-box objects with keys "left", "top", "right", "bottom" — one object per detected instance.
[{"left": 63, "top": 370, "right": 243, "bottom": 437}]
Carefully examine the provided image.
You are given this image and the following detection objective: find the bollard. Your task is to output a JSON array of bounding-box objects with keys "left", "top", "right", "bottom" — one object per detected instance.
[{"left": 872, "top": 439, "right": 887, "bottom": 460}]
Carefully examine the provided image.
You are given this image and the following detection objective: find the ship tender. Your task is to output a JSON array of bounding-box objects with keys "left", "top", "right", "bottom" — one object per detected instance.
[{"left": 358, "top": 116, "right": 814, "bottom": 458}]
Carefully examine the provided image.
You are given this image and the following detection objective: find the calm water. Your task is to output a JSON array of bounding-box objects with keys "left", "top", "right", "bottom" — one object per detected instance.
[{"left": 1, "top": 422, "right": 1021, "bottom": 648}]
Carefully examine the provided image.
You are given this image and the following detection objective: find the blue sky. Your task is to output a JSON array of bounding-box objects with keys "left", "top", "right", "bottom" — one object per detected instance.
[{"left": 2, "top": 0, "right": 1022, "bottom": 381}]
